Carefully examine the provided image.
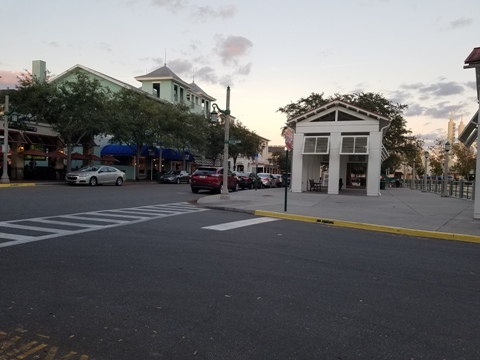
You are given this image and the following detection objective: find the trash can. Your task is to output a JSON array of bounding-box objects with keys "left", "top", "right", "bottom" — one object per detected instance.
[{"left": 380, "top": 180, "right": 386, "bottom": 190}]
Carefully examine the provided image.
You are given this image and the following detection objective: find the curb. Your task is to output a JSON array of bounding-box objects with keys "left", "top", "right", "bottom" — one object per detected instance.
[
  {"left": 0, "top": 183, "right": 36, "bottom": 188},
  {"left": 253, "top": 210, "right": 480, "bottom": 244}
]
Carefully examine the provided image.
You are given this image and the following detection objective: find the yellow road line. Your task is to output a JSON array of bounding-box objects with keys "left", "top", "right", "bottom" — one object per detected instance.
[
  {"left": 0, "top": 330, "right": 89, "bottom": 359},
  {"left": 0, "top": 183, "right": 36, "bottom": 188},
  {"left": 254, "top": 210, "right": 480, "bottom": 244},
  {"left": 44, "top": 346, "right": 58, "bottom": 360},
  {"left": 17, "top": 343, "right": 48, "bottom": 359},
  {"left": 0, "top": 335, "right": 21, "bottom": 353},
  {"left": 7, "top": 341, "right": 37, "bottom": 356}
]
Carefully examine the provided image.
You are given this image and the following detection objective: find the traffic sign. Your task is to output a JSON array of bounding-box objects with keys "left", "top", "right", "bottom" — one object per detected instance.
[
  {"left": 284, "top": 127, "right": 294, "bottom": 151},
  {"left": 226, "top": 139, "right": 241, "bottom": 145}
]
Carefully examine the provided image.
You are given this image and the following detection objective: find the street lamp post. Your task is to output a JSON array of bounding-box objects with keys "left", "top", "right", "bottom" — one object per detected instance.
[
  {"left": 210, "top": 86, "right": 231, "bottom": 200},
  {"left": 1, "top": 95, "right": 14, "bottom": 184},
  {"left": 422, "top": 151, "right": 429, "bottom": 192},
  {"left": 441, "top": 141, "right": 451, "bottom": 197},
  {"left": 410, "top": 158, "right": 416, "bottom": 190}
]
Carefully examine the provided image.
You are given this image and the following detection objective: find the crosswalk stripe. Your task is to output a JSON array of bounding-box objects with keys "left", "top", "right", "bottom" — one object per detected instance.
[
  {"left": 202, "top": 217, "right": 280, "bottom": 231},
  {"left": 0, "top": 202, "right": 209, "bottom": 248},
  {"left": 58, "top": 215, "right": 128, "bottom": 224}
]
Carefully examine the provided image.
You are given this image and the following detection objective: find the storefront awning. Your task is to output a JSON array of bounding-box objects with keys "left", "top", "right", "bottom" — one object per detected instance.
[
  {"left": 23, "top": 133, "right": 63, "bottom": 146},
  {"left": 0, "top": 129, "right": 63, "bottom": 146}
]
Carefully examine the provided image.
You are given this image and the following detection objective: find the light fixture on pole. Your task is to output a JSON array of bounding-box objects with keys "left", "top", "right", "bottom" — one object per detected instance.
[
  {"left": 441, "top": 141, "right": 451, "bottom": 197},
  {"left": 422, "top": 151, "right": 429, "bottom": 192},
  {"left": 210, "top": 86, "right": 231, "bottom": 200}
]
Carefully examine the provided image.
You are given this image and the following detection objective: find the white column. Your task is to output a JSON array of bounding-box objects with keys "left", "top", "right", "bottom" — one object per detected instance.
[
  {"left": 366, "top": 132, "right": 382, "bottom": 196},
  {"left": 339, "top": 156, "right": 347, "bottom": 186},
  {"left": 328, "top": 132, "right": 341, "bottom": 195},
  {"left": 291, "top": 133, "right": 304, "bottom": 193}
]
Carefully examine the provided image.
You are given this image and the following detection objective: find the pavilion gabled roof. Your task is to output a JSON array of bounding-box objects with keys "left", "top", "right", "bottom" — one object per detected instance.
[{"left": 286, "top": 100, "right": 391, "bottom": 125}]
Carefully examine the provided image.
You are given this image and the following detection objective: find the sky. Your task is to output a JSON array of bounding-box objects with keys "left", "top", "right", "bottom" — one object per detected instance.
[{"left": 1, "top": 0, "right": 479, "bottom": 147}]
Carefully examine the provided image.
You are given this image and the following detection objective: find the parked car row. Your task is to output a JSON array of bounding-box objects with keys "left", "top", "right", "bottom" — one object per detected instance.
[
  {"left": 64, "top": 165, "right": 286, "bottom": 191},
  {"left": 189, "top": 168, "right": 287, "bottom": 194}
]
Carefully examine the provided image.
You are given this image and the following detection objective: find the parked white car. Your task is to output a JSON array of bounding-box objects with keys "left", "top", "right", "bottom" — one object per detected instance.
[{"left": 66, "top": 166, "right": 126, "bottom": 186}]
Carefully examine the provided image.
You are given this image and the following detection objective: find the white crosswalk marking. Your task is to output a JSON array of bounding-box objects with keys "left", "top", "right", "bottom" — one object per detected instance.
[
  {"left": 202, "top": 217, "right": 280, "bottom": 231},
  {"left": 0, "top": 202, "right": 208, "bottom": 248}
]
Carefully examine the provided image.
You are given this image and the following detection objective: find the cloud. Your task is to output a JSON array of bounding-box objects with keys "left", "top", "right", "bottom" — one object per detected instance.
[
  {"left": 423, "top": 101, "right": 464, "bottom": 119},
  {"left": 0, "top": 70, "right": 20, "bottom": 89},
  {"left": 421, "top": 82, "right": 464, "bottom": 97},
  {"left": 404, "top": 103, "right": 425, "bottom": 117},
  {"left": 215, "top": 35, "right": 253, "bottom": 66},
  {"left": 195, "top": 66, "right": 217, "bottom": 84},
  {"left": 218, "top": 74, "right": 233, "bottom": 88},
  {"left": 45, "top": 41, "right": 60, "bottom": 48},
  {"left": 447, "top": 17, "right": 473, "bottom": 30},
  {"left": 396, "top": 80, "right": 465, "bottom": 103},
  {"left": 386, "top": 79, "right": 475, "bottom": 130},
  {"left": 465, "top": 81, "right": 477, "bottom": 91},
  {"left": 236, "top": 63, "right": 252, "bottom": 76},
  {"left": 169, "top": 58, "right": 193, "bottom": 75},
  {"left": 150, "top": 0, "right": 188, "bottom": 13},
  {"left": 151, "top": 57, "right": 165, "bottom": 66},
  {"left": 191, "top": 4, "right": 236, "bottom": 22}
]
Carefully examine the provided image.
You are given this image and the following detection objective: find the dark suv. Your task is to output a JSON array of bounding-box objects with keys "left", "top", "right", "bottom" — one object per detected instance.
[{"left": 191, "top": 167, "right": 238, "bottom": 193}]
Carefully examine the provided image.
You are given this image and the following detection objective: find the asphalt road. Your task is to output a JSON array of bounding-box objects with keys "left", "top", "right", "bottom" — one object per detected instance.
[{"left": 0, "top": 184, "right": 479, "bottom": 359}]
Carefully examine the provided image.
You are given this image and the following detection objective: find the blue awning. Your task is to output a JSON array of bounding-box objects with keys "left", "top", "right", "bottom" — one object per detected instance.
[{"left": 101, "top": 144, "right": 136, "bottom": 156}]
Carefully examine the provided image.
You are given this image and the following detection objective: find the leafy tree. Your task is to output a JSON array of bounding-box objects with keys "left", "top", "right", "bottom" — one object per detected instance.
[
  {"left": 427, "top": 138, "right": 448, "bottom": 177},
  {"left": 13, "top": 70, "right": 112, "bottom": 172},
  {"left": 228, "top": 119, "right": 263, "bottom": 170},
  {"left": 108, "top": 88, "right": 161, "bottom": 180},
  {"left": 451, "top": 142, "right": 476, "bottom": 180},
  {"left": 162, "top": 103, "right": 211, "bottom": 168},
  {"left": 277, "top": 92, "right": 412, "bottom": 173},
  {"left": 204, "top": 119, "right": 224, "bottom": 166},
  {"left": 270, "top": 150, "right": 292, "bottom": 172}
]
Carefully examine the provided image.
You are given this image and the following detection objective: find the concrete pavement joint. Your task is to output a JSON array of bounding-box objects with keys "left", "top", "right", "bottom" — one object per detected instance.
[{"left": 254, "top": 210, "right": 480, "bottom": 244}]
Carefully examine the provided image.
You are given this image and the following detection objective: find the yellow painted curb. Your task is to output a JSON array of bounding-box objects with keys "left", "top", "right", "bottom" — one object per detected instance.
[
  {"left": 254, "top": 210, "right": 480, "bottom": 244},
  {"left": 0, "top": 183, "right": 36, "bottom": 188}
]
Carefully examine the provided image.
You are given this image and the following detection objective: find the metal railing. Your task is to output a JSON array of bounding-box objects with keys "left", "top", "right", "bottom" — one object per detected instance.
[{"left": 408, "top": 179, "right": 475, "bottom": 200}]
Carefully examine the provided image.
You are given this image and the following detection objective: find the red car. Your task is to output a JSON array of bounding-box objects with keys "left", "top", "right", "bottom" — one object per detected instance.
[{"left": 191, "top": 166, "right": 239, "bottom": 193}]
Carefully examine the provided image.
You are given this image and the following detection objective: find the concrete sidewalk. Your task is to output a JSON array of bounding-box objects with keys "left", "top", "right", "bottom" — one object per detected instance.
[{"left": 197, "top": 187, "right": 480, "bottom": 243}]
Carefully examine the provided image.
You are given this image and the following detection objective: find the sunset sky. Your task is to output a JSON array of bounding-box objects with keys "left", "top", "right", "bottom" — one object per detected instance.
[{"left": 1, "top": 0, "right": 479, "bottom": 146}]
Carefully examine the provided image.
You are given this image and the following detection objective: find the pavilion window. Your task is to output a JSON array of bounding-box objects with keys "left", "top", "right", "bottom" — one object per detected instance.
[
  {"left": 340, "top": 136, "right": 369, "bottom": 154},
  {"left": 302, "top": 136, "right": 330, "bottom": 154}
]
